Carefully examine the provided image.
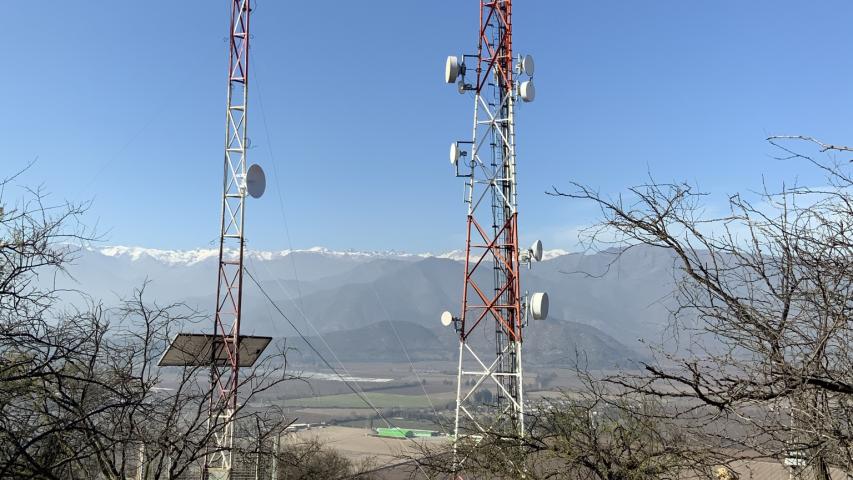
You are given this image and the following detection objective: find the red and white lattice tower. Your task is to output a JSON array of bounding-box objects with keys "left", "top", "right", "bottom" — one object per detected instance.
[
  {"left": 206, "top": 0, "right": 260, "bottom": 477},
  {"left": 442, "top": 0, "right": 548, "bottom": 462}
]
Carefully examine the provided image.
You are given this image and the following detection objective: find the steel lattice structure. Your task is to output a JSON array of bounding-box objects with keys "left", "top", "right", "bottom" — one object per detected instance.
[
  {"left": 444, "top": 0, "right": 543, "bottom": 465},
  {"left": 207, "top": 0, "right": 252, "bottom": 477}
]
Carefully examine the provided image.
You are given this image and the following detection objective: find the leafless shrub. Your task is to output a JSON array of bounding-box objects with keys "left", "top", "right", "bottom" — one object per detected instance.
[
  {"left": 0, "top": 168, "right": 295, "bottom": 479},
  {"left": 549, "top": 136, "right": 853, "bottom": 477}
]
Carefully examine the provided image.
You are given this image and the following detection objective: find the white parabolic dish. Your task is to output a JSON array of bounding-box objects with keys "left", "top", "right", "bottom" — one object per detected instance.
[
  {"left": 519, "top": 80, "right": 535, "bottom": 102},
  {"left": 441, "top": 311, "right": 454, "bottom": 327},
  {"left": 522, "top": 54, "right": 535, "bottom": 76},
  {"left": 450, "top": 142, "right": 459, "bottom": 165},
  {"left": 246, "top": 163, "right": 266, "bottom": 199},
  {"left": 531, "top": 239, "right": 543, "bottom": 262},
  {"left": 445, "top": 56, "right": 460, "bottom": 84},
  {"left": 530, "top": 292, "right": 549, "bottom": 320}
]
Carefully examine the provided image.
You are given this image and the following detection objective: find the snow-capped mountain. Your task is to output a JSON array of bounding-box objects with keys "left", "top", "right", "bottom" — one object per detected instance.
[
  {"left": 58, "top": 243, "right": 679, "bottom": 360},
  {"left": 98, "top": 246, "right": 221, "bottom": 266},
  {"left": 94, "top": 245, "right": 572, "bottom": 266},
  {"left": 63, "top": 243, "right": 674, "bottom": 368}
]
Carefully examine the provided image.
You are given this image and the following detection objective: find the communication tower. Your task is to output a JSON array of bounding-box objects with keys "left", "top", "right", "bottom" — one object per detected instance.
[
  {"left": 441, "top": 0, "right": 548, "bottom": 465},
  {"left": 205, "top": 0, "right": 267, "bottom": 476},
  {"left": 160, "top": 2, "right": 267, "bottom": 479}
]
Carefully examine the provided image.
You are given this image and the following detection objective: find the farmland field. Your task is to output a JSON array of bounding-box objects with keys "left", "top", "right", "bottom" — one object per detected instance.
[{"left": 287, "top": 392, "right": 451, "bottom": 409}]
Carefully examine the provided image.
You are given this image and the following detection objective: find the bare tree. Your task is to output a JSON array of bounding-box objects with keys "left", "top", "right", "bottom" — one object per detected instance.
[
  {"left": 0, "top": 165, "right": 98, "bottom": 478},
  {"left": 411, "top": 373, "right": 720, "bottom": 480},
  {"left": 550, "top": 135, "right": 853, "bottom": 477},
  {"left": 0, "top": 169, "right": 296, "bottom": 479},
  {"left": 272, "top": 437, "right": 378, "bottom": 480},
  {"left": 58, "top": 285, "right": 294, "bottom": 480}
]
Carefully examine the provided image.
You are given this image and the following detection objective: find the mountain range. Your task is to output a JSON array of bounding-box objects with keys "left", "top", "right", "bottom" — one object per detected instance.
[{"left": 55, "top": 244, "right": 685, "bottom": 369}]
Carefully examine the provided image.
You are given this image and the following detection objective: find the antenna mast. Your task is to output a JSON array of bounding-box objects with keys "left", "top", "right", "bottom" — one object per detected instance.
[
  {"left": 157, "top": 3, "right": 265, "bottom": 473},
  {"left": 442, "top": 0, "right": 547, "bottom": 468},
  {"left": 207, "top": 0, "right": 255, "bottom": 477}
]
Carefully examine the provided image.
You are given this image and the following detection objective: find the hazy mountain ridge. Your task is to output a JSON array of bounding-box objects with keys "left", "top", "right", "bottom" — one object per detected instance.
[
  {"left": 62, "top": 244, "right": 683, "bottom": 367},
  {"left": 287, "top": 318, "right": 647, "bottom": 369}
]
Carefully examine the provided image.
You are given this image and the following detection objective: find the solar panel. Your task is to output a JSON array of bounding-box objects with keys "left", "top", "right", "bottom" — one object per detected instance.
[{"left": 158, "top": 333, "right": 272, "bottom": 367}]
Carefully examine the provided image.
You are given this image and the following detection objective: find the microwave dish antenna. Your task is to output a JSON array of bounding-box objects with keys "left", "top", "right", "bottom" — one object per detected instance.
[
  {"left": 445, "top": 56, "right": 461, "bottom": 84},
  {"left": 246, "top": 164, "right": 266, "bottom": 199},
  {"left": 519, "top": 80, "right": 535, "bottom": 102},
  {"left": 531, "top": 239, "right": 543, "bottom": 262},
  {"left": 530, "top": 292, "right": 549, "bottom": 320},
  {"left": 521, "top": 54, "right": 535, "bottom": 76},
  {"left": 450, "top": 142, "right": 460, "bottom": 165}
]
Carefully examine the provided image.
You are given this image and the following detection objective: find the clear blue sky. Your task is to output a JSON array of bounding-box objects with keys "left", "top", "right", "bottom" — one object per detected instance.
[{"left": 4, "top": 1, "right": 852, "bottom": 252}]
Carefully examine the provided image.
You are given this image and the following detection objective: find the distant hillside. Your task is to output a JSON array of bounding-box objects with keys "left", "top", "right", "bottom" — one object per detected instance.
[
  {"left": 59, "top": 244, "right": 685, "bottom": 356},
  {"left": 286, "top": 319, "right": 647, "bottom": 369},
  {"left": 286, "top": 321, "right": 447, "bottom": 363},
  {"left": 523, "top": 318, "right": 650, "bottom": 368}
]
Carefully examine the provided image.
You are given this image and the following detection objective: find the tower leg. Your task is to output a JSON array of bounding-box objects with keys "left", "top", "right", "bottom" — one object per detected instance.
[
  {"left": 516, "top": 340, "right": 524, "bottom": 438},
  {"left": 452, "top": 339, "right": 465, "bottom": 472}
]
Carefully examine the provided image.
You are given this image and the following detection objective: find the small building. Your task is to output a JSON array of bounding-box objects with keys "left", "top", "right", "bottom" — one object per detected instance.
[{"left": 374, "top": 427, "right": 439, "bottom": 439}]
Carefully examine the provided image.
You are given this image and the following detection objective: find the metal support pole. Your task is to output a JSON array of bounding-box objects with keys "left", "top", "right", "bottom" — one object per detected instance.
[{"left": 270, "top": 434, "right": 280, "bottom": 480}]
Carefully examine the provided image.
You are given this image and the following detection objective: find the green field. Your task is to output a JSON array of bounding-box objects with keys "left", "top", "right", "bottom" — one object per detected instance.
[
  {"left": 337, "top": 417, "right": 443, "bottom": 430},
  {"left": 287, "top": 392, "right": 436, "bottom": 409}
]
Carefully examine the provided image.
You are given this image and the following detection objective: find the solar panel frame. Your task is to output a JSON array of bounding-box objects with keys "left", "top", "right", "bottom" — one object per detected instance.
[{"left": 158, "top": 333, "right": 272, "bottom": 367}]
